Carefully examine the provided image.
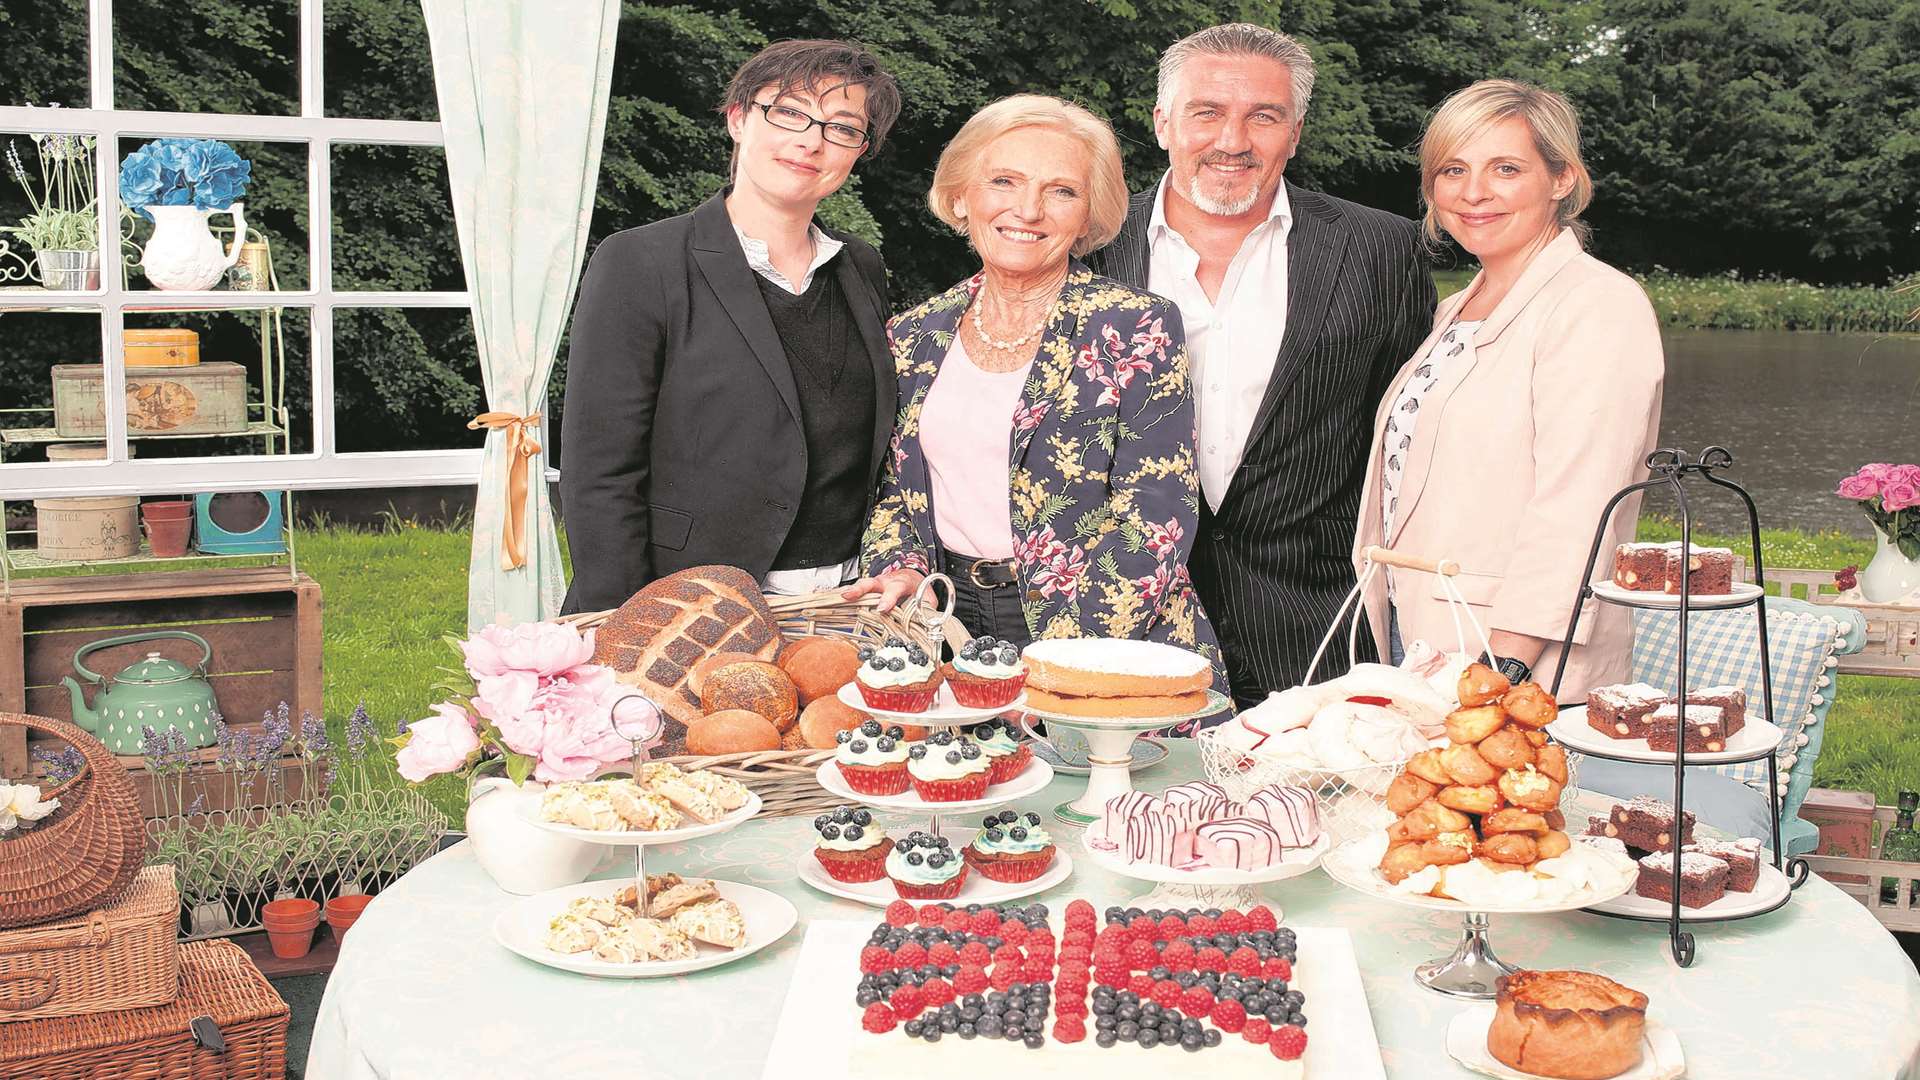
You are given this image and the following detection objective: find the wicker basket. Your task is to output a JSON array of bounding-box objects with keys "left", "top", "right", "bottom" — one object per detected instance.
[
  {"left": 0, "top": 865, "right": 180, "bottom": 1023},
  {"left": 568, "top": 580, "right": 960, "bottom": 819},
  {"left": 0, "top": 938, "right": 287, "bottom": 1080},
  {"left": 0, "top": 714, "right": 147, "bottom": 930}
]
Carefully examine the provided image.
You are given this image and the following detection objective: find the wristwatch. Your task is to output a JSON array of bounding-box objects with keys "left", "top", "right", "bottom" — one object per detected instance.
[{"left": 1480, "top": 651, "right": 1531, "bottom": 686}]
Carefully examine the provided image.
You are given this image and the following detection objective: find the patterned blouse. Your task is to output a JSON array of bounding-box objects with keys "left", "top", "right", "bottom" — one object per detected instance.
[
  {"left": 860, "top": 263, "right": 1229, "bottom": 716},
  {"left": 1380, "top": 320, "right": 1481, "bottom": 539}
]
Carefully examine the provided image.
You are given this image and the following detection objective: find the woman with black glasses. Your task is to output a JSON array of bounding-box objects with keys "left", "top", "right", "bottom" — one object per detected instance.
[{"left": 560, "top": 40, "right": 902, "bottom": 612}]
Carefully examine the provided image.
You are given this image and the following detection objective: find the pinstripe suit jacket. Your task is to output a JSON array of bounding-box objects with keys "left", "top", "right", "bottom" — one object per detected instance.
[{"left": 1092, "top": 180, "right": 1436, "bottom": 707}]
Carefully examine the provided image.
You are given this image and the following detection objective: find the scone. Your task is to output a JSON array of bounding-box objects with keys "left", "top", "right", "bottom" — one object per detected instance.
[{"left": 1488, "top": 970, "right": 1648, "bottom": 1080}]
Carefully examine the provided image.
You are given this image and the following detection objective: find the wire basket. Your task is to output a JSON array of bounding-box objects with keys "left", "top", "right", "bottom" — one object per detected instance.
[{"left": 1195, "top": 726, "right": 1406, "bottom": 847}]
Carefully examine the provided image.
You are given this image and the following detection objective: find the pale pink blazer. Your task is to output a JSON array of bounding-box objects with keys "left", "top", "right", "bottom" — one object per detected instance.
[{"left": 1352, "top": 229, "right": 1665, "bottom": 702}]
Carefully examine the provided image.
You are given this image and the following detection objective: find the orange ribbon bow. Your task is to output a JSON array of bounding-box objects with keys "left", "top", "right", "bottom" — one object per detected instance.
[{"left": 468, "top": 411, "right": 543, "bottom": 571}]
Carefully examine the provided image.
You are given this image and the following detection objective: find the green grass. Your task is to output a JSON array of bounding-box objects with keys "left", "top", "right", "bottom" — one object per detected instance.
[{"left": 1434, "top": 267, "right": 1918, "bottom": 334}]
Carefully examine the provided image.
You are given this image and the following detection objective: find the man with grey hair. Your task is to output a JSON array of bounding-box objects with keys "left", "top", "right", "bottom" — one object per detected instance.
[{"left": 1095, "top": 23, "right": 1436, "bottom": 712}]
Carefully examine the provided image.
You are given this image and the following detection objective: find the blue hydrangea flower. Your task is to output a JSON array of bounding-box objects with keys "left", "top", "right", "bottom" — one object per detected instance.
[{"left": 118, "top": 138, "right": 252, "bottom": 218}]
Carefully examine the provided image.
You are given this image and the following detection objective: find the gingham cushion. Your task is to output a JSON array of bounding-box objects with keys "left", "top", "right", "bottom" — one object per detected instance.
[{"left": 1629, "top": 605, "right": 1845, "bottom": 797}]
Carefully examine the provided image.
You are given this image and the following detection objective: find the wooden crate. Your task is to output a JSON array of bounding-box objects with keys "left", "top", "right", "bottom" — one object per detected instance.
[
  {"left": 0, "top": 567, "right": 321, "bottom": 813},
  {"left": 1800, "top": 805, "right": 1920, "bottom": 933}
]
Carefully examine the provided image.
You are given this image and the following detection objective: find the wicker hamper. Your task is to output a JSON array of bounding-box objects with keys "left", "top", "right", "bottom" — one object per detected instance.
[
  {"left": 566, "top": 584, "right": 962, "bottom": 820},
  {"left": 0, "top": 939, "right": 288, "bottom": 1080},
  {"left": 0, "top": 866, "right": 180, "bottom": 1023},
  {"left": 0, "top": 714, "right": 147, "bottom": 930}
]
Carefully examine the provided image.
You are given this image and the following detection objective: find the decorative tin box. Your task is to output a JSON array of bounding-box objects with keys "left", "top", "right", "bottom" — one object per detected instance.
[
  {"left": 51, "top": 362, "right": 248, "bottom": 438},
  {"left": 124, "top": 328, "right": 200, "bottom": 367}
]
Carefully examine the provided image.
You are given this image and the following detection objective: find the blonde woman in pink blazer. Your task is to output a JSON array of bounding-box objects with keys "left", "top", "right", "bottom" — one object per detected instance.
[{"left": 1352, "top": 80, "right": 1665, "bottom": 702}]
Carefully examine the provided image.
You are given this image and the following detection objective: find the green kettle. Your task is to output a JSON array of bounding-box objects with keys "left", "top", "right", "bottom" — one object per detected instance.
[{"left": 62, "top": 630, "right": 221, "bottom": 755}]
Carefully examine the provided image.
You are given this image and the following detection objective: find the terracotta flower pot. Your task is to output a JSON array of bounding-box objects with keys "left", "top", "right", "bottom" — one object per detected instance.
[
  {"left": 143, "top": 515, "right": 192, "bottom": 557},
  {"left": 325, "top": 894, "right": 373, "bottom": 942},
  {"left": 262, "top": 898, "right": 320, "bottom": 959},
  {"left": 139, "top": 500, "right": 194, "bottom": 521}
]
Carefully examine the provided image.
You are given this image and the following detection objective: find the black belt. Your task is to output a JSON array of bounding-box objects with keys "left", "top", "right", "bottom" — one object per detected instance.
[{"left": 941, "top": 550, "right": 1017, "bottom": 590}]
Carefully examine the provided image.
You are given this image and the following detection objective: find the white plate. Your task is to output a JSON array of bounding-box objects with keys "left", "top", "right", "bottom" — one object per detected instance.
[
  {"left": 1321, "top": 835, "right": 1637, "bottom": 915},
  {"left": 817, "top": 757, "right": 1054, "bottom": 813},
  {"left": 1549, "top": 706, "right": 1783, "bottom": 765},
  {"left": 492, "top": 877, "right": 797, "bottom": 979},
  {"left": 836, "top": 681, "right": 1026, "bottom": 724},
  {"left": 1590, "top": 579, "right": 1763, "bottom": 609},
  {"left": 521, "top": 791, "right": 762, "bottom": 847},
  {"left": 1446, "top": 1003, "right": 1685, "bottom": 1080},
  {"left": 1584, "top": 859, "right": 1793, "bottom": 920},
  {"left": 797, "top": 827, "right": 1073, "bottom": 906},
  {"left": 1080, "top": 820, "right": 1330, "bottom": 885},
  {"left": 1031, "top": 735, "right": 1169, "bottom": 775},
  {"left": 1020, "top": 688, "right": 1233, "bottom": 730}
]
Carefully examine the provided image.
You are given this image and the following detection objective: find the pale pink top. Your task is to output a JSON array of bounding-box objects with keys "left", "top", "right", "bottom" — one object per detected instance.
[{"left": 920, "top": 335, "right": 1032, "bottom": 559}]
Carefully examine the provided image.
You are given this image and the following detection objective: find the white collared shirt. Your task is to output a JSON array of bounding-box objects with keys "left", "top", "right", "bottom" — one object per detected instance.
[
  {"left": 733, "top": 222, "right": 844, "bottom": 295},
  {"left": 1146, "top": 173, "right": 1292, "bottom": 512}
]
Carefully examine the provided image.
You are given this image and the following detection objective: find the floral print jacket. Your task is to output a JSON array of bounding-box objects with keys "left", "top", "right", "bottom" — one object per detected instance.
[{"left": 860, "top": 263, "right": 1228, "bottom": 712}]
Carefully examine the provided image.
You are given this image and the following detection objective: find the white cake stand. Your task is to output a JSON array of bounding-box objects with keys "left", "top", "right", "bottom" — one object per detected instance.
[
  {"left": 1019, "top": 690, "right": 1232, "bottom": 826},
  {"left": 522, "top": 793, "right": 761, "bottom": 918},
  {"left": 1080, "top": 820, "right": 1330, "bottom": 918}
]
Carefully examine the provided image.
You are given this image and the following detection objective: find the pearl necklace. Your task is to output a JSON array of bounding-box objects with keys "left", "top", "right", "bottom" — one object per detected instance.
[{"left": 967, "top": 294, "right": 1060, "bottom": 352}]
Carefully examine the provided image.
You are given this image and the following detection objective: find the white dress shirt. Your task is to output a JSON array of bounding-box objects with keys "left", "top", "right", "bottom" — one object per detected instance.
[{"left": 1146, "top": 173, "right": 1292, "bottom": 512}]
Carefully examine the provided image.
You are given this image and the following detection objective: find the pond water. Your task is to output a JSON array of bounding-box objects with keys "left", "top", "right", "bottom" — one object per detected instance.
[{"left": 1655, "top": 329, "right": 1920, "bottom": 536}]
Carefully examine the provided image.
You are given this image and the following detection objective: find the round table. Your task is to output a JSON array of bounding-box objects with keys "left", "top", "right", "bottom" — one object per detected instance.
[{"left": 306, "top": 742, "right": 1920, "bottom": 1079}]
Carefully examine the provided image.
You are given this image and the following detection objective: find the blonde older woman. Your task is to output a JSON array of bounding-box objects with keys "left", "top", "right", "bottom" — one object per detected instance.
[
  {"left": 1353, "top": 80, "right": 1664, "bottom": 700},
  {"left": 844, "top": 94, "right": 1226, "bottom": 711}
]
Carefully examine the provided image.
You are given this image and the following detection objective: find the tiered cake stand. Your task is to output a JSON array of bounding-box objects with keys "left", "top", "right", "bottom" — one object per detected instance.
[
  {"left": 1019, "top": 690, "right": 1232, "bottom": 826},
  {"left": 1080, "top": 820, "right": 1330, "bottom": 917}
]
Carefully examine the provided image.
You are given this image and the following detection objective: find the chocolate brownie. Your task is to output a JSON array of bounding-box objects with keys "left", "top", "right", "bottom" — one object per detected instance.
[
  {"left": 1664, "top": 544, "right": 1734, "bottom": 595},
  {"left": 1636, "top": 851, "right": 1730, "bottom": 908},
  {"left": 1608, "top": 796, "right": 1696, "bottom": 853},
  {"left": 1684, "top": 685, "right": 1748, "bottom": 737},
  {"left": 1611, "top": 543, "right": 1671, "bottom": 592},
  {"left": 1587, "top": 682, "right": 1668, "bottom": 740},
  {"left": 1646, "top": 703, "right": 1731, "bottom": 753},
  {"left": 1687, "top": 837, "right": 1762, "bottom": 892}
]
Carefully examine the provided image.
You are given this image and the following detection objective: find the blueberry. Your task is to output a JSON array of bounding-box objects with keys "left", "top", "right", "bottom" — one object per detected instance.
[
  {"left": 963, "top": 994, "right": 984, "bottom": 1009},
  {"left": 821, "top": 823, "right": 840, "bottom": 839},
  {"left": 1148, "top": 965, "right": 1171, "bottom": 982},
  {"left": 904, "top": 1019, "right": 924, "bottom": 1037},
  {"left": 1116, "top": 1020, "right": 1139, "bottom": 1041},
  {"left": 1096, "top": 1030, "right": 1119, "bottom": 1048},
  {"left": 939, "top": 1012, "right": 959, "bottom": 1033},
  {"left": 934, "top": 836, "right": 950, "bottom": 848},
  {"left": 1203, "top": 1029, "right": 1222, "bottom": 1047},
  {"left": 944, "top": 749, "right": 961, "bottom": 764},
  {"left": 857, "top": 645, "right": 875, "bottom": 660},
  {"left": 998, "top": 647, "right": 1018, "bottom": 664},
  {"left": 844, "top": 824, "right": 864, "bottom": 840},
  {"left": 836, "top": 730, "right": 852, "bottom": 744},
  {"left": 849, "top": 739, "right": 868, "bottom": 753},
  {"left": 1285, "top": 990, "right": 1305, "bottom": 1009},
  {"left": 1180, "top": 1017, "right": 1203, "bottom": 1035},
  {"left": 1116, "top": 1003, "right": 1139, "bottom": 1022},
  {"left": 888, "top": 658, "right": 905, "bottom": 671},
  {"left": 855, "top": 989, "right": 878, "bottom": 1006},
  {"left": 1003, "top": 1024, "right": 1024, "bottom": 1041},
  {"left": 1138, "top": 1028, "right": 1161, "bottom": 1049},
  {"left": 832, "top": 806, "right": 853, "bottom": 823},
  {"left": 853, "top": 809, "right": 872, "bottom": 826},
  {"left": 909, "top": 745, "right": 928, "bottom": 759},
  {"left": 1265, "top": 1007, "right": 1289, "bottom": 1025},
  {"left": 923, "top": 1027, "right": 942, "bottom": 1043},
  {"left": 985, "top": 828, "right": 1005, "bottom": 842},
  {"left": 1180, "top": 1033, "right": 1203, "bottom": 1051},
  {"left": 868, "top": 658, "right": 886, "bottom": 671},
  {"left": 1024, "top": 1033, "right": 1045, "bottom": 1050},
  {"left": 1175, "top": 972, "right": 1197, "bottom": 988},
  {"left": 906, "top": 851, "right": 923, "bottom": 866},
  {"left": 1009, "top": 826, "right": 1028, "bottom": 841},
  {"left": 1025, "top": 812, "right": 1041, "bottom": 825},
  {"left": 931, "top": 731, "right": 953, "bottom": 745},
  {"left": 960, "top": 644, "right": 978, "bottom": 661}
]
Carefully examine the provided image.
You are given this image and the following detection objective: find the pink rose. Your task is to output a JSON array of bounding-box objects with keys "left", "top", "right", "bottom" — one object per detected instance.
[
  {"left": 1837, "top": 473, "right": 1882, "bottom": 500},
  {"left": 396, "top": 702, "right": 481, "bottom": 782},
  {"left": 1881, "top": 476, "right": 1920, "bottom": 512},
  {"left": 461, "top": 620, "right": 595, "bottom": 679}
]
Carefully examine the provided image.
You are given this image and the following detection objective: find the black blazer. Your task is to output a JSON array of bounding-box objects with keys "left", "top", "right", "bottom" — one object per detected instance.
[
  {"left": 1093, "top": 181, "right": 1436, "bottom": 706},
  {"left": 558, "top": 193, "right": 893, "bottom": 614}
]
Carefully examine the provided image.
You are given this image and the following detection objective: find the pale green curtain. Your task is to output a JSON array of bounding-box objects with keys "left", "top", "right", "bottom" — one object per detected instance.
[{"left": 421, "top": 0, "right": 619, "bottom": 630}]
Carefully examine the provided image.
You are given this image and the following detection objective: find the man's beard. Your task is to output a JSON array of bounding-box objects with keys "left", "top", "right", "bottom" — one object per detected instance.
[{"left": 1184, "top": 152, "right": 1264, "bottom": 216}]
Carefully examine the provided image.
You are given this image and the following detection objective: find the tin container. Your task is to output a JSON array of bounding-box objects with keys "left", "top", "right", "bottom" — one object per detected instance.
[
  {"left": 33, "top": 496, "right": 141, "bottom": 560},
  {"left": 51, "top": 362, "right": 248, "bottom": 438},
  {"left": 124, "top": 328, "right": 200, "bottom": 367}
]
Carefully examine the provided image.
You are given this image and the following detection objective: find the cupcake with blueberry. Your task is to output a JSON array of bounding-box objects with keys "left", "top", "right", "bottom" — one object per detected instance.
[
  {"left": 963, "top": 810, "right": 1056, "bottom": 883},
  {"left": 853, "top": 637, "right": 942, "bottom": 713},
  {"left": 886, "top": 831, "right": 967, "bottom": 899},
  {"left": 968, "top": 717, "right": 1032, "bottom": 785},
  {"left": 943, "top": 635, "right": 1027, "bottom": 709},
  {"left": 811, "top": 805, "right": 891, "bottom": 882},
  {"left": 906, "top": 730, "right": 993, "bottom": 802},
  {"left": 833, "top": 719, "right": 911, "bottom": 796}
]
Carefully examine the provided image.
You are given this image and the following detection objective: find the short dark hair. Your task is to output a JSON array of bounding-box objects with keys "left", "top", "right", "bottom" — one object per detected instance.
[{"left": 719, "top": 39, "right": 902, "bottom": 155}]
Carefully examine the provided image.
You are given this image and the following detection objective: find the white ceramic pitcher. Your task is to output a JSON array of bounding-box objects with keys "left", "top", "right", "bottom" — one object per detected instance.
[{"left": 140, "top": 203, "right": 246, "bottom": 290}]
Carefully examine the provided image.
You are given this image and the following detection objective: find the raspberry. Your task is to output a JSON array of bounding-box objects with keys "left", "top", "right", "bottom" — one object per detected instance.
[
  {"left": 999, "top": 920, "right": 1030, "bottom": 946},
  {"left": 1160, "top": 939, "right": 1195, "bottom": 971},
  {"left": 1263, "top": 957, "right": 1294, "bottom": 981},
  {"left": 1027, "top": 948, "right": 1056, "bottom": 973},
  {"left": 990, "top": 965, "right": 1020, "bottom": 992},
  {"left": 1062, "top": 930, "right": 1095, "bottom": 951},
  {"left": 1247, "top": 906, "right": 1278, "bottom": 933},
  {"left": 968, "top": 910, "right": 999, "bottom": 937},
  {"left": 1194, "top": 946, "right": 1227, "bottom": 972},
  {"left": 889, "top": 984, "right": 925, "bottom": 1018},
  {"left": 1186, "top": 913, "right": 1216, "bottom": 937},
  {"left": 1096, "top": 925, "right": 1129, "bottom": 948},
  {"left": 1227, "top": 946, "right": 1261, "bottom": 978},
  {"left": 1180, "top": 986, "right": 1214, "bottom": 1016},
  {"left": 861, "top": 1002, "right": 898, "bottom": 1034},
  {"left": 928, "top": 941, "right": 960, "bottom": 966},
  {"left": 1060, "top": 943, "right": 1092, "bottom": 962},
  {"left": 1217, "top": 909, "right": 1250, "bottom": 935},
  {"left": 884, "top": 900, "right": 916, "bottom": 927},
  {"left": 921, "top": 977, "right": 955, "bottom": 1007},
  {"left": 1151, "top": 979, "right": 1184, "bottom": 1009},
  {"left": 1242, "top": 1017, "right": 1271, "bottom": 1045},
  {"left": 1020, "top": 957, "right": 1051, "bottom": 984},
  {"left": 959, "top": 941, "right": 991, "bottom": 965},
  {"left": 1092, "top": 965, "right": 1128, "bottom": 989},
  {"left": 917, "top": 904, "right": 949, "bottom": 927},
  {"left": 942, "top": 909, "right": 972, "bottom": 934},
  {"left": 1066, "top": 899, "right": 1096, "bottom": 926},
  {"left": 1156, "top": 914, "right": 1186, "bottom": 941},
  {"left": 1057, "top": 957, "right": 1089, "bottom": 978},
  {"left": 1128, "top": 973, "right": 1156, "bottom": 996},
  {"left": 1053, "top": 1017, "right": 1087, "bottom": 1043},
  {"left": 992, "top": 944, "right": 1024, "bottom": 968},
  {"left": 1126, "top": 939, "right": 1158, "bottom": 968},
  {"left": 1211, "top": 998, "right": 1248, "bottom": 1033},
  {"left": 859, "top": 945, "right": 893, "bottom": 974},
  {"left": 895, "top": 942, "right": 928, "bottom": 969},
  {"left": 954, "top": 965, "right": 989, "bottom": 995},
  {"left": 1270, "top": 1024, "right": 1307, "bottom": 1060},
  {"left": 1054, "top": 987, "right": 1089, "bottom": 1012},
  {"left": 1128, "top": 914, "right": 1158, "bottom": 939}
]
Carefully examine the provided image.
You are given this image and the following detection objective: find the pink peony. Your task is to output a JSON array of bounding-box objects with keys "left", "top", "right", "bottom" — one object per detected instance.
[
  {"left": 460, "top": 620, "right": 595, "bottom": 680},
  {"left": 395, "top": 702, "right": 481, "bottom": 782},
  {"left": 1837, "top": 472, "right": 1882, "bottom": 500},
  {"left": 478, "top": 662, "right": 634, "bottom": 781}
]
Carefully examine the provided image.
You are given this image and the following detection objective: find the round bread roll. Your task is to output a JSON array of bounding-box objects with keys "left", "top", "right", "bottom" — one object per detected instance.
[
  {"left": 688, "top": 651, "right": 762, "bottom": 698},
  {"left": 778, "top": 637, "right": 862, "bottom": 705},
  {"left": 701, "top": 660, "right": 800, "bottom": 731},
  {"left": 797, "top": 696, "right": 871, "bottom": 750},
  {"left": 686, "top": 709, "right": 781, "bottom": 755}
]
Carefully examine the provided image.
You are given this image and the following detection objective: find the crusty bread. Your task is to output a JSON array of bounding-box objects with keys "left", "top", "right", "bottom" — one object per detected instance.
[
  {"left": 590, "top": 565, "right": 782, "bottom": 751},
  {"left": 702, "top": 660, "right": 799, "bottom": 732},
  {"left": 1487, "top": 970, "right": 1647, "bottom": 1080},
  {"left": 685, "top": 710, "right": 781, "bottom": 755},
  {"left": 797, "top": 696, "right": 870, "bottom": 750},
  {"left": 778, "top": 637, "right": 861, "bottom": 705}
]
